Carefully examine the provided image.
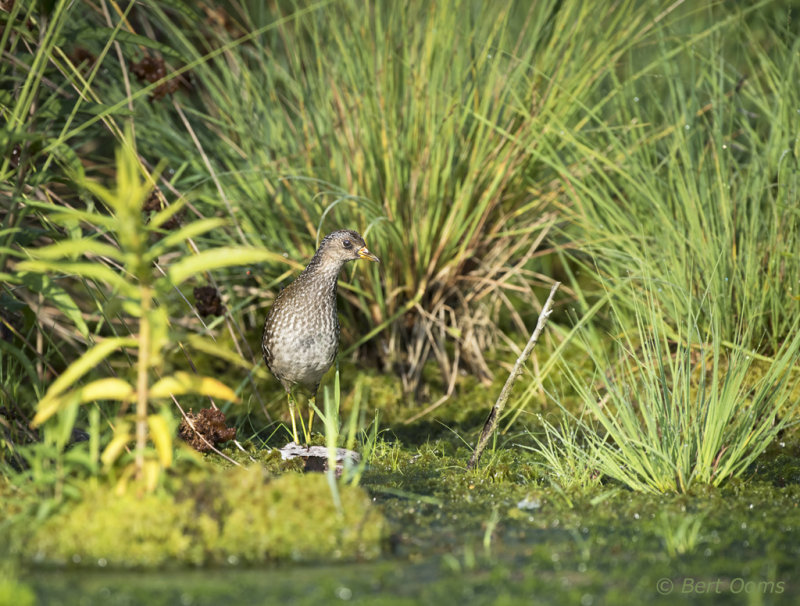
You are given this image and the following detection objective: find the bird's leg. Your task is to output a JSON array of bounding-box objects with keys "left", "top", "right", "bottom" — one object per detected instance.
[
  {"left": 306, "top": 399, "right": 316, "bottom": 443},
  {"left": 296, "top": 397, "right": 315, "bottom": 445},
  {"left": 287, "top": 390, "right": 300, "bottom": 444}
]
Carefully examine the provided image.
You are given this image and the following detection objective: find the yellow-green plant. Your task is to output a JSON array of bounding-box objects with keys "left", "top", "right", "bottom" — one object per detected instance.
[
  {"left": 16, "top": 133, "right": 277, "bottom": 488},
  {"left": 535, "top": 274, "right": 800, "bottom": 494}
]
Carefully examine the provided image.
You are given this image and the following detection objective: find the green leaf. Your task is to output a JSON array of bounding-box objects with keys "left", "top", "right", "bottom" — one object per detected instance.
[
  {"left": 165, "top": 247, "right": 285, "bottom": 286},
  {"left": 148, "top": 413, "right": 174, "bottom": 468},
  {"left": 143, "top": 460, "right": 162, "bottom": 492},
  {"left": 26, "top": 238, "right": 122, "bottom": 262},
  {"left": 75, "top": 28, "right": 185, "bottom": 59},
  {"left": 23, "top": 200, "right": 117, "bottom": 229},
  {"left": 33, "top": 337, "right": 136, "bottom": 426},
  {"left": 0, "top": 247, "right": 28, "bottom": 259},
  {"left": 80, "top": 377, "right": 135, "bottom": 403},
  {"left": 0, "top": 227, "right": 25, "bottom": 241},
  {"left": 146, "top": 197, "right": 187, "bottom": 230},
  {"left": 16, "top": 261, "right": 138, "bottom": 297},
  {"left": 33, "top": 377, "right": 135, "bottom": 425},
  {"left": 149, "top": 371, "right": 239, "bottom": 402},
  {"left": 16, "top": 271, "right": 91, "bottom": 338},
  {"left": 53, "top": 392, "right": 80, "bottom": 451},
  {"left": 31, "top": 391, "right": 73, "bottom": 427},
  {"left": 147, "top": 218, "right": 227, "bottom": 259},
  {"left": 50, "top": 141, "right": 85, "bottom": 182},
  {"left": 75, "top": 103, "right": 135, "bottom": 118},
  {"left": 101, "top": 426, "right": 132, "bottom": 467},
  {"left": 187, "top": 334, "right": 271, "bottom": 380}
]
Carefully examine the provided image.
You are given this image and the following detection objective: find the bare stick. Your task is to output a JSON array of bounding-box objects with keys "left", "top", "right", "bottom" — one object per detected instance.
[{"left": 467, "top": 282, "right": 560, "bottom": 470}]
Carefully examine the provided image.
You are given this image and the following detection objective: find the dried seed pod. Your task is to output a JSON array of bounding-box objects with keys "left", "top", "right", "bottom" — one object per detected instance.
[
  {"left": 179, "top": 408, "right": 236, "bottom": 453},
  {"left": 194, "top": 285, "right": 225, "bottom": 317}
]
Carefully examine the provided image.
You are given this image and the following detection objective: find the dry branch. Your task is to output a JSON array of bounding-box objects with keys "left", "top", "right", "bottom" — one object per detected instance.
[{"left": 467, "top": 282, "right": 560, "bottom": 470}]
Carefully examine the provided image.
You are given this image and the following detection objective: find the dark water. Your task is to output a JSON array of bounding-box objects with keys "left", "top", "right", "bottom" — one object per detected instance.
[{"left": 25, "top": 516, "right": 798, "bottom": 606}]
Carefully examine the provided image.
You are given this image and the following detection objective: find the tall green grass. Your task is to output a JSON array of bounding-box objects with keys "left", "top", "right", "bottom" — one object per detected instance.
[
  {"left": 532, "top": 274, "right": 800, "bottom": 494},
  {"left": 135, "top": 0, "right": 674, "bottom": 395},
  {"left": 520, "top": 2, "right": 800, "bottom": 494},
  {"left": 550, "top": 1, "right": 800, "bottom": 353},
  {"left": 509, "top": 1, "right": 800, "bottom": 449}
]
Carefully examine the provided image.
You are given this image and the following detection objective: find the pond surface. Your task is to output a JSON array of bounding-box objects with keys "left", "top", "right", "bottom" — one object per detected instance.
[
  {"left": 25, "top": 515, "right": 798, "bottom": 606},
  {"left": 24, "top": 443, "right": 800, "bottom": 606}
]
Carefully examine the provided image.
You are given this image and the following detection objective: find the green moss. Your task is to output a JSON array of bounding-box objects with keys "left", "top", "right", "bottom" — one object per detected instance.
[
  {"left": 208, "top": 468, "right": 383, "bottom": 562},
  {"left": 0, "top": 576, "right": 35, "bottom": 606},
  {"left": 26, "top": 466, "right": 384, "bottom": 567},
  {"left": 29, "top": 484, "right": 205, "bottom": 567}
]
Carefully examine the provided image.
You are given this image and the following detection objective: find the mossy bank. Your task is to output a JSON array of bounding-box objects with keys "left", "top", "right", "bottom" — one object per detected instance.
[{"left": 12, "top": 466, "right": 384, "bottom": 568}]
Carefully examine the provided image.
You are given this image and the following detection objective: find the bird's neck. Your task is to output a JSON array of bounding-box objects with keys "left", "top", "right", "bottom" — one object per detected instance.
[{"left": 298, "top": 256, "right": 346, "bottom": 292}]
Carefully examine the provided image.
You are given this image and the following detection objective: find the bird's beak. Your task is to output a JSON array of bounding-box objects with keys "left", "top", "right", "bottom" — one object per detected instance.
[{"left": 357, "top": 246, "right": 380, "bottom": 263}]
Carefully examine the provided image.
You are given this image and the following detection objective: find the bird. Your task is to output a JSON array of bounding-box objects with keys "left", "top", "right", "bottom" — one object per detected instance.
[{"left": 262, "top": 229, "right": 379, "bottom": 444}]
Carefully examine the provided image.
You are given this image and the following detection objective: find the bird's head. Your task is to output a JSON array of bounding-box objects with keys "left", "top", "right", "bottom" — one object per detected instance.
[{"left": 317, "top": 229, "right": 380, "bottom": 265}]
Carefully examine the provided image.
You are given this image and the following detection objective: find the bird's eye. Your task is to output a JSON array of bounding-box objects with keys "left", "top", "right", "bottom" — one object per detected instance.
[{"left": 342, "top": 239, "right": 352, "bottom": 249}]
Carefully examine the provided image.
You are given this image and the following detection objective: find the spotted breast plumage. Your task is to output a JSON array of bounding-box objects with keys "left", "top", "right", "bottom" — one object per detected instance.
[{"left": 262, "top": 229, "right": 379, "bottom": 443}]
